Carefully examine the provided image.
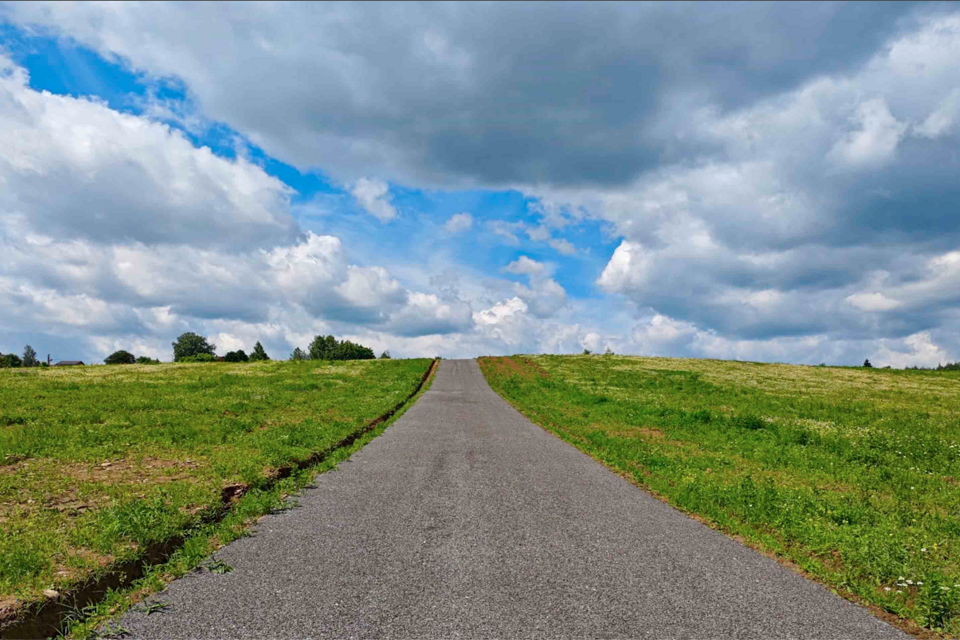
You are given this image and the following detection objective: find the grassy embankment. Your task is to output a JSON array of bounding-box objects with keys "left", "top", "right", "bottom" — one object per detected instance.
[
  {"left": 0, "top": 358, "right": 432, "bottom": 626},
  {"left": 480, "top": 355, "right": 960, "bottom": 637}
]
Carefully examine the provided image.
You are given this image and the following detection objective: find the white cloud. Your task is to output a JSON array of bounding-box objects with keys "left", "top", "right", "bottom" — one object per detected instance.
[
  {"left": 502, "top": 256, "right": 550, "bottom": 277},
  {"left": 549, "top": 238, "right": 577, "bottom": 256},
  {"left": 350, "top": 177, "right": 397, "bottom": 222},
  {"left": 915, "top": 88, "right": 960, "bottom": 138},
  {"left": 828, "top": 98, "right": 907, "bottom": 167},
  {"left": 0, "top": 54, "right": 297, "bottom": 249},
  {"left": 444, "top": 212, "right": 473, "bottom": 233},
  {"left": 845, "top": 292, "right": 901, "bottom": 312}
]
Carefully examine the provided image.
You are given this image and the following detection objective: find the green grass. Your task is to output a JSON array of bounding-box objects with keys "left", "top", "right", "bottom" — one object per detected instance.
[
  {"left": 0, "top": 358, "right": 432, "bottom": 615},
  {"left": 480, "top": 355, "right": 960, "bottom": 636}
]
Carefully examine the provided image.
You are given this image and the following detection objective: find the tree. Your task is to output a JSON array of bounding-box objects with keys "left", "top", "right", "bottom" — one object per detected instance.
[
  {"left": 172, "top": 332, "right": 216, "bottom": 362},
  {"left": 224, "top": 350, "right": 249, "bottom": 363},
  {"left": 308, "top": 335, "right": 375, "bottom": 361},
  {"left": 380, "top": 350, "right": 391, "bottom": 360},
  {"left": 583, "top": 349, "right": 592, "bottom": 355},
  {"left": 1, "top": 353, "right": 22, "bottom": 368},
  {"left": 22, "top": 345, "right": 39, "bottom": 367},
  {"left": 136, "top": 356, "right": 161, "bottom": 364},
  {"left": 104, "top": 350, "right": 136, "bottom": 365},
  {"left": 863, "top": 359, "right": 873, "bottom": 368},
  {"left": 249, "top": 341, "right": 270, "bottom": 361},
  {"left": 290, "top": 347, "right": 306, "bottom": 361},
  {"left": 309, "top": 334, "right": 333, "bottom": 360}
]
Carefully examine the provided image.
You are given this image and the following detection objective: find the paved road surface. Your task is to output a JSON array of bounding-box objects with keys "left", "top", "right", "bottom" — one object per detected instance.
[{"left": 120, "top": 359, "right": 904, "bottom": 638}]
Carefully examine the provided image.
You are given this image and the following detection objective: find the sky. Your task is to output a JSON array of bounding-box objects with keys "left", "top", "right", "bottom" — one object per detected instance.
[{"left": 1, "top": 1, "right": 959, "bottom": 366}]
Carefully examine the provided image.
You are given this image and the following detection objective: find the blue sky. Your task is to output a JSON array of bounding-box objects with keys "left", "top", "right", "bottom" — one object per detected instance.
[{"left": 1, "top": 2, "right": 960, "bottom": 366}]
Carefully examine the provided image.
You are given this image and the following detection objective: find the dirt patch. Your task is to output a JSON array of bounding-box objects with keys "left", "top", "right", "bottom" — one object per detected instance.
[
  {"left": 481, "top": 356, "right": 546, "bottom": 380},
  {"left": 944, "top": 475, "right": 960, "bottom": 487},
  {"left": 608, "top": 427, "right": 666, "bottom": 439}
]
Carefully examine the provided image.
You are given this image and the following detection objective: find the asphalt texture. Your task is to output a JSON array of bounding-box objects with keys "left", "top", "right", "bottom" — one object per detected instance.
[{"left": 120, "top": 359, "right": 905, "bottom": 639}]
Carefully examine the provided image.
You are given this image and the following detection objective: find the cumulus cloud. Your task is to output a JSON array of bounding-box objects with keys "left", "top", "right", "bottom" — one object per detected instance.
[
  {"left": 4, "top": 5, "right": 960, "bottom": 365},
  {"left": 350, "top": 177, "right": 397, "bottom": 222},
  {"left": 444, "top": 212, "right": 473, "bottom": 233},
  {"left": 0, "top": 54, "right": 298, "bottom": 250}
]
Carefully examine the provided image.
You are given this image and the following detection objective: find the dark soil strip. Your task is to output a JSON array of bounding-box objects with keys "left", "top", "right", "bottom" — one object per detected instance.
[{"left": 0, "top": 359, "right": 438, "bottom": 639}]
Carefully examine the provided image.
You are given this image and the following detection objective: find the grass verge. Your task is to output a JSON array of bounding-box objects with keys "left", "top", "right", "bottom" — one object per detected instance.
[
  {"left": 57, "top": 358, "right": 439, "bottom": 640},
  {"left": 0, "top": 358, "right": 434, "bottom": 637},
  {"left": 479, "top": 354, "right": 960, "bottom": 638}
]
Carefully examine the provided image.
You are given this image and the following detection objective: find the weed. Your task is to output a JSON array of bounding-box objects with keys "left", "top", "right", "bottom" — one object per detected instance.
[{"left": 204, "top": 559, "right": 233, "bottom": 575}]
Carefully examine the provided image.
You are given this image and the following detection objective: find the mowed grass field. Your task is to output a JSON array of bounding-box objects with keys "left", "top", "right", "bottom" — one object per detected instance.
[
  {"left": 480, "top": 355, "right": 960, "bottom": 636},
  {"left": 0, "top": 358, "right": 432, "bottom": 616}
]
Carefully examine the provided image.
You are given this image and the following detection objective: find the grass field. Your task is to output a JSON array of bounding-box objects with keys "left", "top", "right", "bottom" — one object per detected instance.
[
  {"left": 480, "top": 355, "right": 960, "bottom": 636},
  {"left": 0, "top": 358, "right": 432, "bottom": 621}
]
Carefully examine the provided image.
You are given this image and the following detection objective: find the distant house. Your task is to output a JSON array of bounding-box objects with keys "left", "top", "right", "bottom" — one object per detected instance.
[{"left": 54, "top": 361, "right": 85, "bottom": 366}]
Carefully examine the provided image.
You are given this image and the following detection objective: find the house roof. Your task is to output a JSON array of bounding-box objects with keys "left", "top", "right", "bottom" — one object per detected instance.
[{"left": 54, "top": 361, "right": 85, "bottom": 366}]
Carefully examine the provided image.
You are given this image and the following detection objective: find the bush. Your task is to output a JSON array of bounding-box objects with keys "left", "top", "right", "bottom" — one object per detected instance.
[
  {"left": 0, "top": 354, "right": 22, "bottom": 368},
  {"left": 178, "top": 354, "right": 217, "bottom": 363},
  {"left": 224, "top": 350, "right": 249, "bottom": 363},
  {"left": 104, "top": 350, "right": 137, "bottom": 365},
  {"left": 249, "top": 342, "right": 270, "bottom": 362},
  {"left": 290, "top": 347, "right": 306, "bottom": 361},
  {"left": 136, "top": 356, "right": 161, "bottom": 365},
  {"left": 863, "top": 359, "right": 873, "bottom": 368},
  {"left": 380, "top": 350, "right": 391, "bottom": 360},
  {"left": 172, "top": 332, "right": 216, "bottom": 362}
]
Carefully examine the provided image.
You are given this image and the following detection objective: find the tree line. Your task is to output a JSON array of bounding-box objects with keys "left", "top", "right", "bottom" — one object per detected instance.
[{"left": 0, "top": 345, "right": 42, "bottom": 368}]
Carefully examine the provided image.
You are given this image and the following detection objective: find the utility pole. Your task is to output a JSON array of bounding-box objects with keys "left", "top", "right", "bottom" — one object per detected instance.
[{"left": 47, "top": 354, "right": 51, "bottom": 366}]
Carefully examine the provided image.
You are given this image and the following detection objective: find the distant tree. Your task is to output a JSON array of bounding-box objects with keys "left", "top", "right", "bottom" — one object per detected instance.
[
  {"left": 308, "top": 335, "right": 375, "bottom": 361},
  {"left": 249, "top": 342, "right": 270, "bottom": 361},
  {"left": 224, "top": 350, "right": 249, "bottom": 363},
  {"left": 380, "top": 350, "right": 391, "bottom": 360},
  {"left": 290, "top": 347, "right": 306, "bottom": 361},
  {"left": 863, "top": 359, "right": 873, "bottom": 368},
  {"left": 22, "top": 345, "right": 39, "bottom": 368},
  {"left": 172, "top": 332, "right": 216, "bottom": 362},
  {"left": 603, "top": 347, "right": 614, "bottom": 356},
  {"left": 136, "top": 356, "right": 161, "bottom": 365},
  {"left": 104, "top": 350, "right": 136, "bottom": 365},
  {"left": 309, "top": 334, "right": 333, "bottom": 360},
  {"left": 1, "top": 353, "right": 22, "bottom": 368},
  {"left": 582, "top": 349, "right": 592, "bottom": 355}
]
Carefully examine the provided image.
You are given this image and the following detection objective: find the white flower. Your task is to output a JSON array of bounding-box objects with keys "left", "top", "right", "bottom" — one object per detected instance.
[
  {"left": 907, "top": 580, "right": 914, "bottom": 585},
  {"left": 918, "top": 581, "right": 924, "bottom": 586},
  {"left": 921, "top": 548, "right": 927, "bottom": 552},
  {"left": 884, "top": 587, "right": 892, "bottom": 592}
]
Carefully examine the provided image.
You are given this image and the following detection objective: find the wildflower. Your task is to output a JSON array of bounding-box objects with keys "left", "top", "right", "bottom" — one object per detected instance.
[
  {"left": 918, "top": 581, "right": 923, "bottom": 586},
  {"left": 921, "top": 547, "right": 927, "bottom": 552},
  {"left": 907, "top": 580, "right": 914, "bottom": 585},
  {"left": 884, "top": 587, "right": 892, "bottom": 592}
]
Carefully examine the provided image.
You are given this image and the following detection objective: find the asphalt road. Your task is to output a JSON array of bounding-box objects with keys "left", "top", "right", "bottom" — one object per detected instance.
[{"left": 120, "top": 359, "right": 904, "bottom": 638}]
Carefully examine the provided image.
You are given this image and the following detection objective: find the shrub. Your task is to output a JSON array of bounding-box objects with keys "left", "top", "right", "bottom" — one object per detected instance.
[
  {"left": 380, "top": 350, "right": 391, "bottom": 360},
  {"left": 290, "top": 347, "right": 306, "bottom": 361},
  {"left": 104, "top": 350, "right": 137, "bottom": 365},
  {"left": 172, "top": 332, "right": 216, "bottom": 362},
  {"left": 178, "top": 354, "right": 217, "bottom": 363},
  {"left": 136, "top": 356, "right": 161, "bottom": 365},
  {"left": 863, "top": 359, "right": 873, "bottom": 368},
  {"left": 224, "top": 350, "right": 249, "bottom": 363},
  {"left": 249, "top": 342, "right": 270, "bottom": 362}
]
